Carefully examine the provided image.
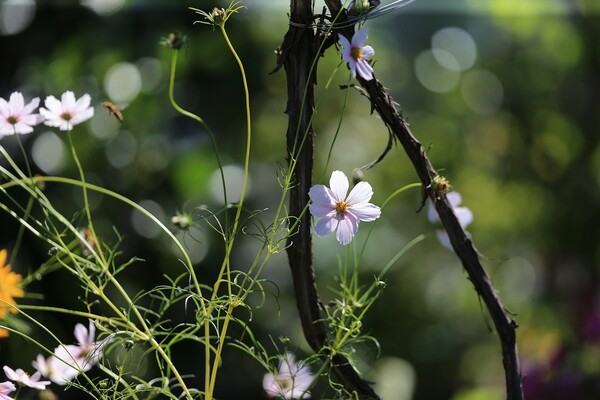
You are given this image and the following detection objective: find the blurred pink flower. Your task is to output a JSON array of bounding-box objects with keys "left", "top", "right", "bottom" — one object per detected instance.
[
  {"left": 338, "top": 29, "right": 375, "bottom": 80},
  {"left": 263, "top": 353, "right": 313, "bottom": 399},
  {"left": 0, "top": 381, "right": 15, "bottom": 400},
  {"left": 3, "top": 365, "right": 50, "bottom": 390},
  {"left": 428, "top": 191, "right": 473, "bottom": 250},
  {"left": 0, "top": 92, "right": 44, "bottom": 136},
  {"left": 39, "top": 91, "right": 94, "bottom": 131},
  {"left": 33, "top": 320, "right": 107, "bottom": 385},
  {"left": 309, "top": 170, "right": 381, "bottom": 245}
]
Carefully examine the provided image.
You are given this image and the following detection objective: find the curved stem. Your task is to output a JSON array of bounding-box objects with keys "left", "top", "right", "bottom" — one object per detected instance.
[
  {"left": 204, "top": 24, "right": 253, "bottom": 399},
  {"left": 168, "top": 50, "right": 229, "bottom": 208}
]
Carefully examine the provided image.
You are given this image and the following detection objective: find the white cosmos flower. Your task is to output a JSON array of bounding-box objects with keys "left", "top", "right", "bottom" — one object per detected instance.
[
  {"left": 428, "top": 191, "right": 473, "bottom": 250},
  {"left": 338, "top": 28, "right": 375, "bottom": 81},
  {"left": 2, "top": 365, "right": 50, "bottom": 390},
  {"left": 263, "top": 353, "right": 313, "bottom": 399},
  {"left": 309, "top": 170, "right": 381, "bottom": 245},
  {"left": 39, "top": 91, "right": 94, "bottom": 131},
  {"left": 0, "top": 92, "right": 44, "bottom": 136},
  {"left": 32, "top": 320, "right": 108, "bottom": 385}
]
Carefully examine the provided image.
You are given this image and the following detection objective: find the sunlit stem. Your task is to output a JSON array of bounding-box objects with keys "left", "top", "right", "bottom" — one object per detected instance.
[
  {"left": 9, "top": 132, "right": 37, "bottom": 267},
  {"left": 205, "top": 24, "right": 253, "bottom": 399},
  {"left": 67, "top": 129, "right": 106, "bottom": 268}
]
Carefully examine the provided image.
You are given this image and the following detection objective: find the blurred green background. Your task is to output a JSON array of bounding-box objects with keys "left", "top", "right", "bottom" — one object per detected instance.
[{"left": 0, "top": 0, "right": 599, "bottom": 399}]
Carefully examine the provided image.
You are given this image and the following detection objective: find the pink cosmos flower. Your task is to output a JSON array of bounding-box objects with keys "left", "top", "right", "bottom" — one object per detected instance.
[
  {"left": 263, "top": 353, "right": 313, "bottom": 399},
  {"left": 428, "top": 191, "right": 473, "bottom": 250},
  {"left": 309, "top": 170, "right": 381, "bottom": 245},
  {"left": 0, "top": 381, "right": 15, "bottom": 400},
  {"left": 0, "top": 92, "right": 44, "bottom": 136},
  {"left": 33, "top": 320, "right": 107, "bottom": 385},
  {"left": 338, "top": 29, "right": 375, "bottom": 81},
  {"left": 3, "top": 366, "right": 50, "bottom": 390},
  {"left": 39, "top": 91, "right": 94, "bottom": 131}
]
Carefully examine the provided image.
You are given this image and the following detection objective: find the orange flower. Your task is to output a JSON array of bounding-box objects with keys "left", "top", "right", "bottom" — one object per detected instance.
[{"left": 0, "top": 249, "right": 24, "bottom": 319}]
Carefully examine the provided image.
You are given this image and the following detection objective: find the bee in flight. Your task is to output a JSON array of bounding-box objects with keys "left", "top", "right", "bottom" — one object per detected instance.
[{"left": 102, "top": 101, "right": 124, "bottom": 122}]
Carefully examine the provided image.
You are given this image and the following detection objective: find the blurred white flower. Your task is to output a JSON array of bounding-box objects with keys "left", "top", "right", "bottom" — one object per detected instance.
[
  {"left": 263, "top": 353, "right": 313, "bottom": 399},
  {"left": 428, "top": 191, "right": 473, "bottom": 250},
  {"left": 0, "top": 381, "right": 15, "bottom": 400},
  {"left": 0, "top": 92, "right": 44, "bottom": 136},
  {"left": 338, "top": 29, "right": 375, "bottom": 81},
  {"left": 3, "top": 365, "right": 50, "bottom": 390},
  {"left": 39, "top": 91, "right": 94, "bottom": 131},
  {"left": 309, "top": 170, "right": 381, "bottom": 245},
  {"left": 32, "top": 354, "right": 78, "bottom": 385},
  {"left": 33, "top": 320, "right": 108, "bottom": 385}
]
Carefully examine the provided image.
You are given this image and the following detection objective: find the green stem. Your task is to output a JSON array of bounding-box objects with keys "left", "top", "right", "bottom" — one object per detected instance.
[
  {"left": 204, "top": 24, "right": 253, "bottom": 399},
  {"left": 168, "top": 50, "right": 229, "bottom": 208},
  {"left": 67, "top": 130, "right": 106, "bottom": 268}
]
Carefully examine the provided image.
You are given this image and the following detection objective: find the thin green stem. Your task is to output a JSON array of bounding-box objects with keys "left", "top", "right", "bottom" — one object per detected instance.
[
  {"left": 67, "top": 130, "right": 106, "bottom": 268},
  {"left": 204, "top": 24, "right": 253, "bottom": 399},
  {"left": 168, "top": 50, "right": 229, "bottom": 208}
]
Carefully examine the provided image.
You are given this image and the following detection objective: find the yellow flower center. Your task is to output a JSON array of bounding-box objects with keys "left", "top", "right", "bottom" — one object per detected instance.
[
  {"left": 351, "top": 47, "right": 363, "bottom": 61},
  {"left": 335, "top": 201, "right": 348, "bottom": 214}
]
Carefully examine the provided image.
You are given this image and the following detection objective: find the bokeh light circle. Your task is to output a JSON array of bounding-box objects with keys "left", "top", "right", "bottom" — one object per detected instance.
[
  {"left": 432, "top": 27, "right": 478, "bottom": 72},
  {"left": 415, "top": 50, "right": 461, "bottom": 93},
  {"left": 209, "top": 165, "right": 250, "bottom": 204},
  {"left": 31, "top": 131, "right": 67, "bottom": 174},
  {"left": 0, "top": 0, "right": 35, "bottom": 36},
  {"left": 461, "top": 70, "right": 504, "bottom": 115},
  {"left": 131, "top": 200, "right": 165, "bottom": 239},
  {"left": 104, "top": 62, "right": 142, "bottom": 104},
  {"left": 105, "top": 130, "right": 137, "bottom": 168},
  {"left": 81, "top": 0, "right": 125, "bottom": 16}
]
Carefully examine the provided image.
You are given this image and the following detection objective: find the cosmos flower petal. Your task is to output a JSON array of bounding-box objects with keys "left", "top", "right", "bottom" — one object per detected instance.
[
  {"left": 345, "top": 181, "right": 373, "bottom": 205},
  {"left": 351, "top": 28, "right": 368, "bottom": 47},
  {"left": 42, "top": 96, "right": 62, "bottom": 114},
  {"left": 329, "top": 170, "right": 349, "bottom": 201},
  {"left": 355, "top": 60, "right": 374, "bottom": 81},
  {"left": 446, "top": 192, "right": 462, "bottom": 208},
  {"left": 21, "top": 97, "right": 40, "bottom": 115},
  {"left": 427, "top": 200, "right": 438, "bottom": 222},
  {"left": 8, "top": 92, "right": 24, "bottom": 115},
  {"left": 0, "top": 381, "right": 16, "bottom": 397},
  {"left": 61, "top": 91, "right": 76, "bottom": 109},
  {"left": 74, "top": 94, "right": 91, "bottom": 113},
  {"left": 71, "top": 107, "right": 94, "bottom": 125},
  {"left": 308, "top": 185, "right": 335, "bottom": 212},
  {"left": 428, "top": 191, "right": 473, "bottom": 250},
  {"left": 436, "top": 230, "right": 452, "bottom": 250},
  {"left": 315, "top": 214, "right": 339, "bottom": 237},
  {"left": 338, "top": 33, "right": 351, "bottom": 55},
  {"left": 348, "top": 203, "right": 381, "bottom": 222},
  {"left": 336, "top": 214, "right": 359, "bottom": 245},
  {"left": 74, "top": 323, "right": 89, "bottom": 345},
  {"left": 454, "top": 206, "right": 473, "bottom": 228},
  {"left": 361, "top": 45, "right": 375, "bottom": 59},
  {"left": 0, "top": 98, "right": 9, "bottom": 117}
]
